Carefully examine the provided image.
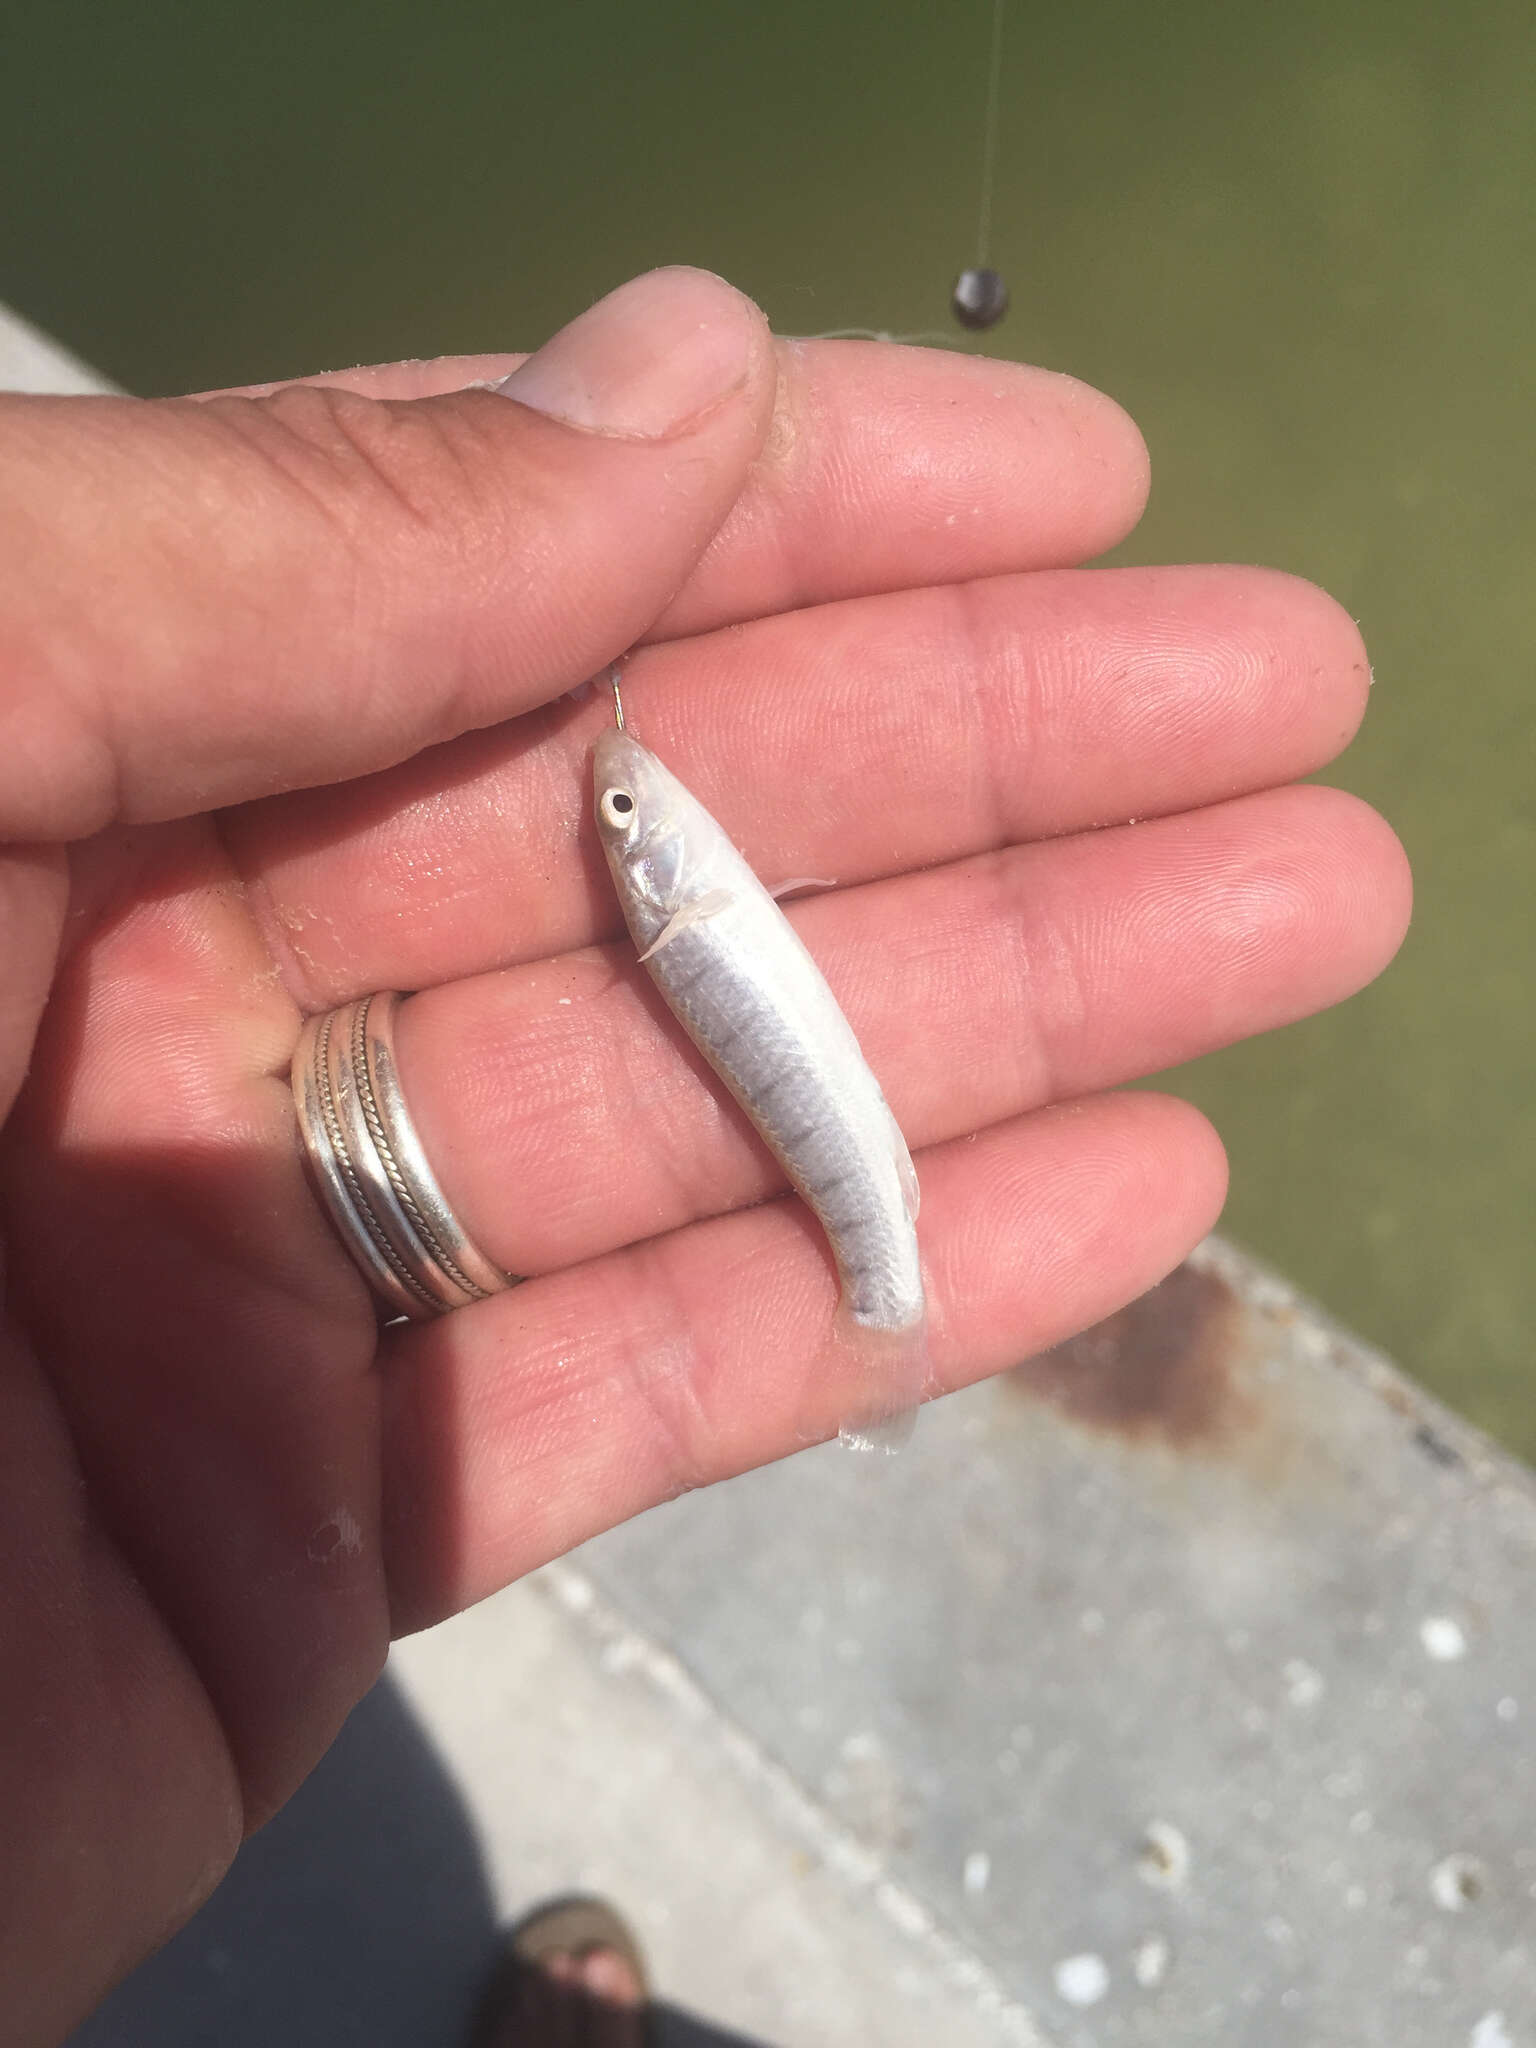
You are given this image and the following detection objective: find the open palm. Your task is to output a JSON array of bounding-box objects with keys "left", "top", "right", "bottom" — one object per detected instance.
[{"left": 0, "top": 270, "right": 1409, "bottom": 2044}]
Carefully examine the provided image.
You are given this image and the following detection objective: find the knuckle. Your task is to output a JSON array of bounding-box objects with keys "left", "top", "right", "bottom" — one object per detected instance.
[
  {"left": 0, "top": 624, "right": 123, "bottom": 838},
  {"left": 946, "top": 576, "right": 1042, "bottom": 852},
  {"left": 617, "top": 1245, "right": 719, "bottom": 1496},
  {"left": 215, "top": 384, "right": 497, "bottom": 546}
]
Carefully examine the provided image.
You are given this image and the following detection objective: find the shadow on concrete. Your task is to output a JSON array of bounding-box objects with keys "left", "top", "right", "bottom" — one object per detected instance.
[
  {"left": 67, "top": 1674, "right": 770, "bottom": 2048},
  {"left": 653, "top": 2009, "right": 772, "bottom": 2047}
]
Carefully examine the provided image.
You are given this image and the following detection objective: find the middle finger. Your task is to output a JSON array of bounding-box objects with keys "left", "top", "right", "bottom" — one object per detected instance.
[{"left": 225, "top": 562, "right": 1369, "bottom": 1006}]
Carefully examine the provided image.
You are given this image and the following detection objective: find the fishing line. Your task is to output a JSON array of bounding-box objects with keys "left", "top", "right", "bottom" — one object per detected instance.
[
  {"left": 952, "top": 0, "right": 1010, "bottom": 330},
  {"left": 974, "top": 0, "right": 1007, "bottom": 269},
  {"left": 804, "top": 0, "right": 1011, "bottom": 341}
]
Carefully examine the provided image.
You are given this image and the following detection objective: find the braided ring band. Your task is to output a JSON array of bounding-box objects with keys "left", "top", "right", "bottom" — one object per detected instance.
[{"left": 291, "top": 991, "right": 517, "bottom": 1319}]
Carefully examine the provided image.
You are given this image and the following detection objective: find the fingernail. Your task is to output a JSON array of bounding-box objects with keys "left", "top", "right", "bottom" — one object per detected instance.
[{"left": 495, "top": 267, "right": 759, "bottom": 438}]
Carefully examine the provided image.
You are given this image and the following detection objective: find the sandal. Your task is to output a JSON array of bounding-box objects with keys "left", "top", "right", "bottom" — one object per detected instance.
[{"left": 469, "top": 1894, "right": 653, "bottom": 2047}]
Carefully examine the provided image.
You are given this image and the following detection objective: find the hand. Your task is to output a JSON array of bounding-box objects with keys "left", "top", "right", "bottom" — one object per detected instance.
[{"left": 0, "top": 268, "right": 1409, "bottom": 2041}]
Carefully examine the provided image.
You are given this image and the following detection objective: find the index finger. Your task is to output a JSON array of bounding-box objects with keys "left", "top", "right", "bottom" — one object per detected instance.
[
  {"left": 1, "top": 313, "right": 1146, "bottom": 844},
  {"left": 656, "top": 336, "right": 1149, "bottom": 641}
]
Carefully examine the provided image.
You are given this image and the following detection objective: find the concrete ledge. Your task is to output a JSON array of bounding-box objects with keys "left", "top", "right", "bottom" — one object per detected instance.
[
  {"left": 0, "top": 303, "right": 118, "bottom": 394},
  {"left": 552, "top": 1235, "right": 1536, "bottom": 2046}
]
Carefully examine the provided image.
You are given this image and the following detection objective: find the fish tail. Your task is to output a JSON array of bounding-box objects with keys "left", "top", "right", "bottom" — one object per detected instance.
[
  {"left": 833, "top": 1311, "right": 930, "bottom": 1457},
  {"left": 839, "top": 1404, "right": 919, "bottom": 1457}
]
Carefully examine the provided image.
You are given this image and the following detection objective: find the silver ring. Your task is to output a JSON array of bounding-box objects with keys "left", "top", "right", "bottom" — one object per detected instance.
[{"left": 291, "top": 990, "right": 517, "bottom": 1319}]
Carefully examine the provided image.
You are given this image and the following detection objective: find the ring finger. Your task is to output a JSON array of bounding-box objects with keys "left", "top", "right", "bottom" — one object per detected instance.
[{"left": 384, "top": 780, "right": 1408, "bottom": 1281}]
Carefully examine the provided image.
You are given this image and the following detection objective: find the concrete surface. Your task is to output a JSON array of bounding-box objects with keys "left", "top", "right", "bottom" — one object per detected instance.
[
  {"left": 566, "top": 1239, "right": 1536, "bottom": 2046},
  {"left": 62, "top": 1238, "right": 1536, "bottom": 2048},
  {"left": 9, "top": 304, "right": 1532, "bottom": 2048}
]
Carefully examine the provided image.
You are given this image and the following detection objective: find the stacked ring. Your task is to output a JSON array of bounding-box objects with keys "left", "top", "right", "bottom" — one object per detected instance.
[{"left": 291, "top": 989, "right": 516, "bottom": 1318}]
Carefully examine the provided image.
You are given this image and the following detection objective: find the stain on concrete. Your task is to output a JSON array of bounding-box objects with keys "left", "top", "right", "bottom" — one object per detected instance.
[
  {"left": 1006, "top": 1263, "right": 1248, "bottom": 1448},
  {"left": 1413, "top": 1422, "right": 1464, "bottom": 1469}
]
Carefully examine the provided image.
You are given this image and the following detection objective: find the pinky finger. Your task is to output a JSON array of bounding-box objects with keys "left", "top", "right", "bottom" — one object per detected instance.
[{"left": 382, "top": 1090, "right": 1228, "bottom": 1632}]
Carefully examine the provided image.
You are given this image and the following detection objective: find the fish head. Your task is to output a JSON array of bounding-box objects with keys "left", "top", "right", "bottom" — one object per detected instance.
[{"left": 593, "top": 729, "right": 690, "bottom": 915}]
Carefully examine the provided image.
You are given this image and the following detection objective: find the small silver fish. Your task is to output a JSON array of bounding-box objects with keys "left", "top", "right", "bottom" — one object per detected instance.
[{"left": 593, "top": 694, "right": 927, "bottom": 1453}]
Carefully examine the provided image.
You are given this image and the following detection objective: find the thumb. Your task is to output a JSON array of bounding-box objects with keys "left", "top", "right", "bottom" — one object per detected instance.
[{"left": 0, "top": 267, "right": 775, "bottom": 840}]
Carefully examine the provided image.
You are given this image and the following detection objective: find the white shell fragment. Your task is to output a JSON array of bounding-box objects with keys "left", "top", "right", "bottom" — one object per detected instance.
[
  {"left": 1419, "top": 1615, "right": 1469, "bottom": 1661},
  {"left": 1429, "top": 1853, "right": 1487, "bottom": 1911},
  {"left": 1137, "top": 1820, "right": 1191, "bottom": 1891},
  {"left": 1053, "top": 1952, "right": 1110, "bottom": 2007}
]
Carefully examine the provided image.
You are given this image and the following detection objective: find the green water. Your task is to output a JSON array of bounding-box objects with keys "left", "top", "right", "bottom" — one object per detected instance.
[{"left": 3, "top": 1, "right": 1533, "bottom": 1448}]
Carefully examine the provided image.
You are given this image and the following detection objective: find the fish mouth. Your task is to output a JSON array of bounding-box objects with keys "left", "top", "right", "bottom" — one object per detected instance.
[{"left": 593, "top": 728, "right": 654, "bottom": 787}]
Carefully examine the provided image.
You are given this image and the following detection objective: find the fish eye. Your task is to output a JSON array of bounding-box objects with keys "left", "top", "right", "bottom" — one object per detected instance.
[{"left": 600, "top": 787, "right": 636, "bottom": 829}]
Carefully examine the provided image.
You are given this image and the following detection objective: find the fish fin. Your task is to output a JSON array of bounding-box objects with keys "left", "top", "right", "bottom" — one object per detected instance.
[
  {"left": 840, "top": 1404, "right": 919, "bottom": 1456},
  {"left": 637, "top": 888, "right": 734, "bottom": 962},
  {"left": 887, "top": 1107, "right": 921, "bottom": 1223},
  {"left": 768, "top": 875, "right": 838, "bottom": 900},
  {"left": 835, "top": 1315, "right": 930, "bottom": 1458}
]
